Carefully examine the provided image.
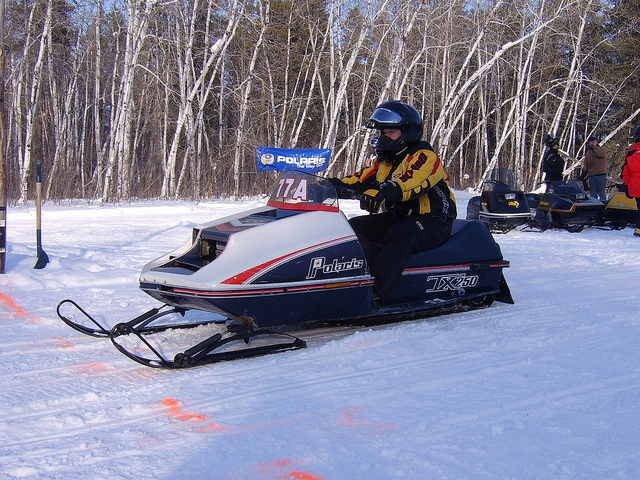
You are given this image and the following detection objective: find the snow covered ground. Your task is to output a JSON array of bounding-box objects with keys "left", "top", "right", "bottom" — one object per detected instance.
[{"left": 1, "top": 190, "right": 639, "bottom": 480}]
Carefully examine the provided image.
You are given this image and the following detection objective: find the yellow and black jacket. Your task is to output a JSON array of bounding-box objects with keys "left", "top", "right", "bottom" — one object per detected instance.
[{"left": 340, "top": 141, "right": 457, "bottom": 218}]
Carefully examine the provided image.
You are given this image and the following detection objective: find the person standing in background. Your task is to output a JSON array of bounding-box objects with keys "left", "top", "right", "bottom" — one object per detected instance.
[
  {"left": 542, "top": 134, "right": 565, "bottom": 190},
  {"left": 583, "top": 136, "right": 608, "bottom": 202},
  {"left": 622, "top": 126, "right": 640, "bottom": 237}
]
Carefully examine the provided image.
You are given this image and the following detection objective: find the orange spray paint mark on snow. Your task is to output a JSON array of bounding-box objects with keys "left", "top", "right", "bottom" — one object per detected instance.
[
  {"left": 0, "top": 290, "right": 41, "bottom": 323},
  {"left": 53, "top": 336, "right": 76, "bottom": 348},
  {"left": 196, "top": 421, "right": 227, "bottom": 433},
  {"left": 73, "top": 363, "right": 110, "bottom": 375},
  {"left": 160, "top": 397, "right": 227, "bottom": 432},
  {"left": 0, "top": 291, "right": 27, "bottom": 315},
  {"left": 258, "top": 459, "right": 327, "bottom": 480},
  {"left": 161, "top": 397, "right": 208, "bottom": 422},
  {"left": 339, "top": 406, "right": 396, "bottom": 435}
]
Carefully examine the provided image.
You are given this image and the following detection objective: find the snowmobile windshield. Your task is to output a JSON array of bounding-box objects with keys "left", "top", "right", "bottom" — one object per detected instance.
[
  {"left": 267, "top": 171, "right": 339, "bottom": 212},
  {"left": 483, "top": 168, "right": 523, "bottom": 192},
  {"left": 547, "top": 180, "right": 587, "bottom": 199}
]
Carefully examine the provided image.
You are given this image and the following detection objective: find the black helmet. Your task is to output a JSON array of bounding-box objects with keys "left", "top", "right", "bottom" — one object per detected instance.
[
  {"left": 545, "top": 134, "right": 559, "bottom": 148},
  {"left": 635, "top": 125, "right": 640, "bottom": 143},
  {"left": 366, "top": 100, "right": 423, "bottom": 160}
]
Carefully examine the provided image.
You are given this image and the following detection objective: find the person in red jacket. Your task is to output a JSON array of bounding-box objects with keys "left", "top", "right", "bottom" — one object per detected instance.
[
  {"left": 331, "top": 100, "right": 457, "bottom": 302},
  {"left": 622, "top": 126, "right": 640, "bottom": 237}
]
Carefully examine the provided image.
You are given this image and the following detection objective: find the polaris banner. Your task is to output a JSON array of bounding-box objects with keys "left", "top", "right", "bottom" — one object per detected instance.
[{"left": 256, "top": 147, "right": 331, "bottom": 173}]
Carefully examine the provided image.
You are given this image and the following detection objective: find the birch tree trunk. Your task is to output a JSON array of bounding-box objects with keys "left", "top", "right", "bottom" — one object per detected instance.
[
  {"left": 480, "top": 9, "right": 546, "bottom": 185},
  {"left": 102, "top": 0, "right": 155, "bottom": 201},
  {"left": 92, "top": 1, "right": 104, "bottom": 198},
  {"left": 436, "top": 5, "right": 556, "bottom": 169},
  {"left": 18, "top": 0, "right": 53, "bottom": 203},
  {"left": 163, "top": 0, "right": 241, "bottom": 198},
  {"left": 322, "top": 0, "right": 389, "bottom": 152},
  {"left": 289, "top": 15, "right": 330, "bottom": 148},
  {"left": 232, "top": 0, "right": 269, "bottom": 196},
  {"left": 46, "top": 28, "right": 82, "bottom": 198}
]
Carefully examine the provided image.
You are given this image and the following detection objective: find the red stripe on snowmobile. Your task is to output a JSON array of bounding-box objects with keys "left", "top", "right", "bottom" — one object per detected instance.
[
  {"left": 173, "top": 279, "right": 374, "bottom": 297},
  {"left": 221, "top": 235, "right": 358, "bottom": 285},
  {"left": 402, "top": 264, "right": 472, "bottom": 275},
  {"left": 402, "top": 261, "right": 509, "bottom": 275},
  {"left": 490, "top": 262, "right": 510, "bottom": 268},
  {"left": 174, "top": 287, "right": 284, "bottom": 296},
  {"left": 266, "top": 200, "right": 339, "bottom": 212},
  {"left": 286, "top": 279, "right": 374, "bottom": 292}
]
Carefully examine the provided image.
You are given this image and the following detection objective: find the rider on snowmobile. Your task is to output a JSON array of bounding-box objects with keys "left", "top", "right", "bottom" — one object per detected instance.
[{"left": 331, "top": 100, "right": 457, "bottom": 303}]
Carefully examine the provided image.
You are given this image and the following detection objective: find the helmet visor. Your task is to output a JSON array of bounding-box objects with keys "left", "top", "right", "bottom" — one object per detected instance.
[{"left": 367, "top": 107, "right": 403, "bottom": 128}]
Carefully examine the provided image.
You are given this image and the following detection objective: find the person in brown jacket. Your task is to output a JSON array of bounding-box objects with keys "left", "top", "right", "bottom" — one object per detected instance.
[{"left": 583, "top": 136, "right": 608, "bottom": 202}]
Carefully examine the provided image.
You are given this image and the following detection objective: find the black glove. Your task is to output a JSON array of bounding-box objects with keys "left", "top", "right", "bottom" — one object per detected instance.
[
  {"left": 379, "top": 181, "right": 403, "bottom": 204},
  {"left": 335, "top": 185, "right": 357, "bottom": 199},
  {"left": 618, "top": 184, "right": 633, "bottom": 199},
  {"left": 328, "top": 177, "right": 358, "bottom": 199},
  {"left": 360, "top": 189, "right": 385, "bottom": 213}
]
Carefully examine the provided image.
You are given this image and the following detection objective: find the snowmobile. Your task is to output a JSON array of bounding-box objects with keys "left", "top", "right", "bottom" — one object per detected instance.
[
  {"left": 598, "top": 184, "right": 638, "bottom": 230},
  {"left": 57, "top": 170, "right": 513, "bottom": 369},
  {"left": 526, "top": 179, "right": 605, "bottom": 233},
  {"left": 466, "top": 168, "right": 532, "bottom": 233}
]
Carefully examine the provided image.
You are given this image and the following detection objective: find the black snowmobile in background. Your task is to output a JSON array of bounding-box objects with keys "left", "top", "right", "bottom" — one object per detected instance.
[
  {"left": 466, "top": 168, "right": 532, "bottom": 233},
  {"left": 526, "top": 180, "right": 604, "bottom": 233}
]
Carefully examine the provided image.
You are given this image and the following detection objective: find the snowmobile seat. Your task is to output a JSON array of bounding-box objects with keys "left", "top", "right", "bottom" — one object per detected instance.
[{"left": 404, "top": 219, "right": 504, "bottom": 268}]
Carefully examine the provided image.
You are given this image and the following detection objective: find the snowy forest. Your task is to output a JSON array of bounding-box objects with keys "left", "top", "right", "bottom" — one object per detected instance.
[{"left": 1, "top": 0, "right": 640, "bottom": 202}]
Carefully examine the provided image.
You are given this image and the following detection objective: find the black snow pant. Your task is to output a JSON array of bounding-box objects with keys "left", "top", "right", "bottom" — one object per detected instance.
[{"left": 349, "top": 211, "right": 454, "bottom": 303}]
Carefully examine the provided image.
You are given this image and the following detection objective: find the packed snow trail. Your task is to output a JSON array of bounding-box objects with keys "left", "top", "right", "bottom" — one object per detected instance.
[{"left": 1, "top": 195, "right": 639, "bottom": 479}]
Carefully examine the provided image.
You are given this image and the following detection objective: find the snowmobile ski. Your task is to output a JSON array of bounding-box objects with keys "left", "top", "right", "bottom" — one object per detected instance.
[
  {"left": 56, "top": 299, "right": 306, "bottom": 369},
  {"left": 57, "top": 299, "right": 192, "bottom": 338},
  {"left": 110, "top": 323, "right": 306, "bottom": 369}
]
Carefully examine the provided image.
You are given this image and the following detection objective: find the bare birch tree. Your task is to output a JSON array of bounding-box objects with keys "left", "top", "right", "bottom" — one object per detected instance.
[
  {"left": 230, "top": 0, "right": 270, "bottom": 195},
  {"left": 1, "top": 0, "right": 638, "bottom": 200},
  {"left": 162, "top": 0, "right": 242, "bottom": 198},
  {"left": 17, "top": 0, "right": 53, "bottom": 203},
  {"left": 101, "top": 0, "right": 157, "bottom": 201}
]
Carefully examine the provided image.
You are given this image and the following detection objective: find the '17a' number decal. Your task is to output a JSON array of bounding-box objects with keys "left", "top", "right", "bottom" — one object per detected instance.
[{"left": 275, "top": 177, "right": 308, "bottom": 201}]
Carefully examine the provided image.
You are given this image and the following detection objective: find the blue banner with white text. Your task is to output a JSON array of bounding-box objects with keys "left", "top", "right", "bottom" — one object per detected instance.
[{"left": 256, "top": 147, "right": 331, "bottom": 173}]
